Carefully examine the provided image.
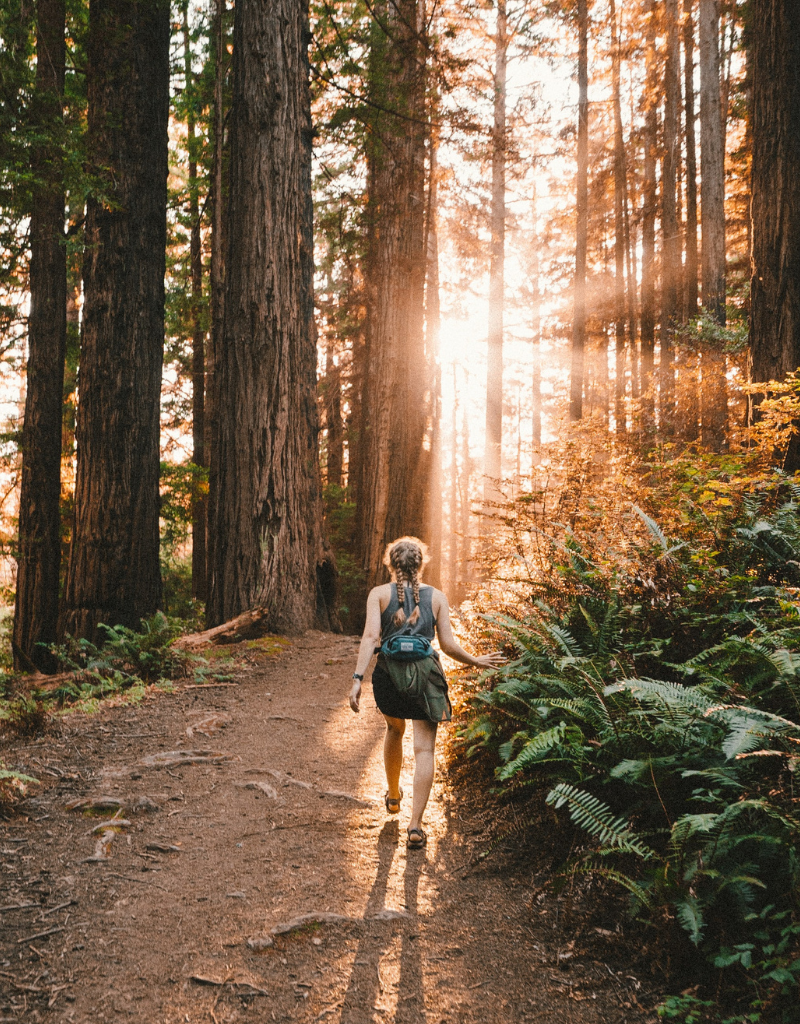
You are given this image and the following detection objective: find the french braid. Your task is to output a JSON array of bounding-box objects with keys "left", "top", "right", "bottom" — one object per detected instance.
[
  {"left": 387, "top": 538, "right": 425, "bottom": 627},
  {"left": 408, "top": 566, "right": 421, "bottom": 625},
  {"left": 393, "top": 569, "right": 407, "bottom": 626}
]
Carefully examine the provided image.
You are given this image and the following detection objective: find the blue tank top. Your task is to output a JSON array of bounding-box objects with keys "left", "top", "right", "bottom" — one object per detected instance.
[{"left": 380, "top": 583, "right": 436, "bottom": 643}]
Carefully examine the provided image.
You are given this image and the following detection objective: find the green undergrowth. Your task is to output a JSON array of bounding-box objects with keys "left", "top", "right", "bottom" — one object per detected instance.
[
  {"left": 0, "top": 612, "right": 229, "bottom": 733},
  {"left": 462, "top": 446, "right": 800, "bottom": 1022}
]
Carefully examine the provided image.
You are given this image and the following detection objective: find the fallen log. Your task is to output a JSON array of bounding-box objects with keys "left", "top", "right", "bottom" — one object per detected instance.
[{"left": 173, "top": 607, "right": 273, "bottom": 650}]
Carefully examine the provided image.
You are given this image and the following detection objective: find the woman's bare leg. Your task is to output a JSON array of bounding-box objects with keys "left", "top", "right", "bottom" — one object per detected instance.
[
  {"left": 409, "top": 719, "right": 438, "bottom": 832},
  {"left": 383, "top": 715, "right": 405, "bottom": 800}
]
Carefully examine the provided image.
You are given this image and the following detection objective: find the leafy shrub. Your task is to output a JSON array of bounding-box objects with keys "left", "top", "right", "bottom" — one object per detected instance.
[
  {"left": 464, "top": 447, "right": 800, "bottom": 1019},
  {"left": 48, "top": 611, "right": 201, "bottom": 702}
]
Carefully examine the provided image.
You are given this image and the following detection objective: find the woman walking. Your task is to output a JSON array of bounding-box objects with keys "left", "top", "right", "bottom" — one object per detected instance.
[{"left": 349, "top": 537, "right": 503, "bottom": 849}]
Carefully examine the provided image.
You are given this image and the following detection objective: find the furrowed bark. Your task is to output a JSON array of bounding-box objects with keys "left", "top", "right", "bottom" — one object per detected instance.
[
  {"left": 63, "top": 0, "right": 170, "bottom": 642},
  {"left": 208, "top": 0, "right": 332, "bottom": 631},
  {"left": 14, "top": 0, "right": 67, "bottom": 669}
]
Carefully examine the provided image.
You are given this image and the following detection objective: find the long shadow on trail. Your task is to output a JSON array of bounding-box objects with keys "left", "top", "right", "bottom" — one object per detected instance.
[{"left": 339, "top": 820, "right": 427, "bottom": 1023}]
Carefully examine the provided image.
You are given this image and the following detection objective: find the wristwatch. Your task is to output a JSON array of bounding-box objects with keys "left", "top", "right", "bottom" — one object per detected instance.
[{"left": 352, "top": 672, "right": 363, "bottom": 681}]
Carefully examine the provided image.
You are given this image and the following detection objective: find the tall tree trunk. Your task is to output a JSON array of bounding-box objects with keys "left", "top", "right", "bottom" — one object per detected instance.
[
  {"left": 699, "top": 0, "right": 727, "bottom": 448},
  {"left": 569, "top": 0, "right": 589, "bottom": 421},
  {"left": 208, "top": 0, "right": 330, "bottom": 630},
  {"left": 683, "top": 0, "right": 699, "bottom": 318},
  {"left": 610, "top": 0, "right": 626, "bottom": 434},
  {"left": 484, "top": 0, "right": 506, "bottom": 491},
  {"left": 206, "top": 0, "right": 226, "bottom": 614},
  {"left": 63, "top": 0, "right": 169, "bottom": 642},
  {"left": 324, "top": 333, "right": 343, "bottom": 488},
  {"left": 425, "top": 133, "right": 442, "bottom": 587},
  {"left": 699, "top": 0, "right": 725, "bottom": 321},
  {"left": 749, "top": 0, "right": 800, "bottom": 461},
  {"left": 448, "top": 365, "right": 459, "bottom": 596},
  {"left": 182, "top": 2, "right": 206, "bottom": 602},
  {"left": 458, "top": 399, "right": 471, "bottom": 603},
  {"left": 531, "top": 179, "right": 542, "bottom": 469},
  {"left": 354, "top": 0, "right": 428, "bottom": 592},
  {"left": 660, "top": 0, "right": 681, "bottom": 425},
  {"left": 641, "top": 0, "right": 658, "bottom": 427},
  {"left": 14, "top": 0, "right": 66, "bottom": 669}
]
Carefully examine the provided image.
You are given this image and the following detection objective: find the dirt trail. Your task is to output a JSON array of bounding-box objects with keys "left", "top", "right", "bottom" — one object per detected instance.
[{"left": 0, "top": 631, "right": 655, "bottom": 1023}]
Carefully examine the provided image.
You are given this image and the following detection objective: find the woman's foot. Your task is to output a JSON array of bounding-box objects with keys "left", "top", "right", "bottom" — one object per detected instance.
[
  {"left": 406, "top": 827, "right": 427, "bottom": 850},
  {"left": 384, "top": 788, "right": 403, "bottom": 814}
]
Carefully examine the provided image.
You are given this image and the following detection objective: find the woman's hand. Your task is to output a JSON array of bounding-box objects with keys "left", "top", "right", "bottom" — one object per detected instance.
[
  {"left": 349, "top": 679, "right": 362, "bottom": 713},
  {"left": 473, "top": 651, "right": 506, "bottom": 669}
]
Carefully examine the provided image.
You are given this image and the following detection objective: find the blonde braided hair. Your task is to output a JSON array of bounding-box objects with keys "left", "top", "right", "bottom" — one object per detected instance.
[{"left": 383, "top": 537, "right": 428, "bottom": 628}]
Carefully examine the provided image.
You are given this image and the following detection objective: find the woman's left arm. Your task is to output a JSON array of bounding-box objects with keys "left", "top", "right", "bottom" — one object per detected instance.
[{"left": 349, "top": 588, "right": 382, "bottom": 712}]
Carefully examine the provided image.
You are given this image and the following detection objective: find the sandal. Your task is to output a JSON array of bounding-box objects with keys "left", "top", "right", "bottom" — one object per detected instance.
[
  {"left": 384, "top": 788, "right": 403, "bottom": 814},
  {"left": 406, "top": 827, "right": 427, "bottom": 850}
]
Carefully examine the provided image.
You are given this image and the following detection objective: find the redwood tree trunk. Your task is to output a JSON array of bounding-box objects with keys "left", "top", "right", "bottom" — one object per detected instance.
[
  {"left": 749, "top": 0, "right": 800, "bottom": 391},
  {"left": 208, "top": 0, "right": 329, "bottom": 631},
  {"left": 62, "top": 0, "right": 169, "bottom": 642},
  {"left": 683, "top": 0, "right": 699, "bottom": 318},
  {"left": 640, "top": 0, "right": 658, "bottom": 427},
  {"left": 14, "top": 0, "right": 66, "bottom": 669},
  {"left": 484, "top": 0, "right": 506, "bottom": 489},
  {"left": 354, "top": 0, "right": 428, "bottom": 592},
  {"left": 699, "top": 0, "right": 725, "bottom": 321},
  {"left": 205, "top": 0, "right": 226, "bottom": 617},
  {"left": 426, "top": 134, "right": 442, "bottom": 587},
  {"left": 660, "top": 0, "right": 681, "bottom": 423},
  {"left": 610, "top": 0, "right": 626, "bottom": 434},
  {"left": 569, "top": 0, "right": 589, "bottom": 422},
  {"left": 699, "top": 0, "right": 727, "bottom": 448},
  {"left": 183, "top": 3, "right": 206, "bottom": 602}
]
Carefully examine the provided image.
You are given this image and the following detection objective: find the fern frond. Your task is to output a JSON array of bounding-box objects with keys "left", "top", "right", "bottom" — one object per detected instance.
[{"left": 546, "top": 784, "right": 654, "bottom": 859}]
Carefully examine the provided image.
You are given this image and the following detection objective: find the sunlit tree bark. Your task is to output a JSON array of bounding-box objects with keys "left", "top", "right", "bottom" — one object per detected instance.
[
  {"left": 640, "top": 0, "right": 658, "bottom": 428},
  {"left": 699, "top": 0, "right": 727, "bottom": 449},
  {"left": 426, "top": 133, "right": 442, "bottom": 587},
  {"left": 610, "top": 0, "right": 626, "bottom": 433},
  {"left": 63, "top": 0, "right": 170, "bottom": 642},
  {"left": 660, "top": 0, "right": 681, "bottom": 422},
  {"left": 14, "top": 0, "right": 66, "bottom": 669},
  {"left": 683, "top": 0, "right": 699, "bottom": 318},
  {"left": 569, "top": 0, "right": 589, "bottom": 421},
  {"left": 354, "top": 0, "right": 428, "bottom": 592},
  {"left": 484, "top": 0, "right": 507, "bottom": 487}
]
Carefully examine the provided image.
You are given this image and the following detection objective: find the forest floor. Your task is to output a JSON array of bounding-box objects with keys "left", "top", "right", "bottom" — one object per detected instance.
[{"left": 0, "top": 631, "right": 662, "bottom": 1024}]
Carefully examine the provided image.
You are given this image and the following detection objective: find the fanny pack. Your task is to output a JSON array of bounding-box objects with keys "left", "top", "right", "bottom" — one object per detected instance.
[{"left": 379, "top": 634, "right": 434, "bottom": 662}]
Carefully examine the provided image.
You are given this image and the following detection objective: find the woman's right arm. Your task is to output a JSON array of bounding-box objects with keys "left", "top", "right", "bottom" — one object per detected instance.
[
  {"left": 349, "top": 587, "right": 383, "bottom": 712},
  {"left": 434, "top": 593, "right": 505, "bottom": 669}
]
